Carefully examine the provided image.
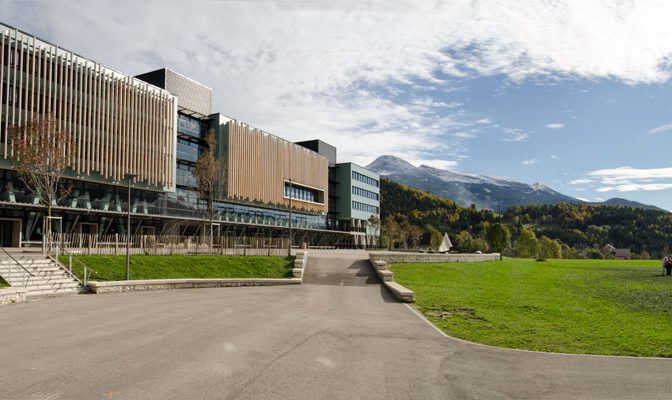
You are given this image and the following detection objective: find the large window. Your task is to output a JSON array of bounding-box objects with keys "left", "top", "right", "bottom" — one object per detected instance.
[
  {"left": 352, "top": 201, "right": 379, "bottom": 214},
  {"left": 177, "top": 114, "right": 204, "bottom": 138},
  {"left": 284, "top": 182, "right": 322, "bottom": 204},
  {"left": 352, "top": 171, "right": 379, "bottom": 188},
  {"left": 351, "top": 185, "right": 379, "bottom": 201},
  {"left": 176, "top": 162, "right": 197, "bottom": 188},
  {"left": 176, "top": 138, "right": 201, "bottom": 163}
]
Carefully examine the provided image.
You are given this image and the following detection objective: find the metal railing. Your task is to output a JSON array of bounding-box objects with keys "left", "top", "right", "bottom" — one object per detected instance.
[
  {"left": 0, "top": 246, "right": 35, "bottom": 288},
  {"left": 49, "top": 240, "right": 96, "bottom": 287},
  {"left": 48, "top": 232, "right": 291, "bottom": 256}
]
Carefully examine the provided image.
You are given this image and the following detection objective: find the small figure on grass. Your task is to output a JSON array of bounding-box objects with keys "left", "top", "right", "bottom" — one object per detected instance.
[{"left": 662, "top": 255, "right": 672, "bottom": 276}]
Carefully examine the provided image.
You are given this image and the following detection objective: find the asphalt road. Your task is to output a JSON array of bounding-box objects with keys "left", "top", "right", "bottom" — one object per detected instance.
[{"left": 1, "top": 252, "right": 671, "bottom": 399}]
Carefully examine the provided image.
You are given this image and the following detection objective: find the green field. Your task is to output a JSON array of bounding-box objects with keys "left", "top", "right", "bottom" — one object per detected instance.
[
  {"left": 390, "top": 258, "right": 672, "bottom": 357},
  {"left": 58, "top": 255, "right": 294, "bottom": 281}
]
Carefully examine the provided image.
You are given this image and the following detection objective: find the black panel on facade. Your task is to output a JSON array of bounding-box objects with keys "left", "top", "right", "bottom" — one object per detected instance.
[{"left": 295, "top": 139, "right": 337, "bottom": 166}]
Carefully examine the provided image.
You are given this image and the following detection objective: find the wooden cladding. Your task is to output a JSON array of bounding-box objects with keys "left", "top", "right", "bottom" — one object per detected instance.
[
  {"left": 226, "top": 121, "right": 328, "bottom": 213},
  {"left": 0, "top": 27, "right": 177, "bottom": 189}
]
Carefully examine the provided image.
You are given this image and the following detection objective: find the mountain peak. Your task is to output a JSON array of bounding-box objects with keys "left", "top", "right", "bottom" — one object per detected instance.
[{"left": 366, "top": 155, "right": 418, "bottom": 175}]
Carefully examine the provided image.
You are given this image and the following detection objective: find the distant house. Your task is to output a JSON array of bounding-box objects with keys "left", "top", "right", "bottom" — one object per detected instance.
[
  {"left": 602, "top": 244, "right": 631, "bottom": 260},
  {"left": 614, "top": 249, "right": 632, "bottom": 260}
]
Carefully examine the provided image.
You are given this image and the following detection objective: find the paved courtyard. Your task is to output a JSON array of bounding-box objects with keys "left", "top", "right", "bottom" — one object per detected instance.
[{"left": 1, "top": 252, "right": 671, "bottom": 399}]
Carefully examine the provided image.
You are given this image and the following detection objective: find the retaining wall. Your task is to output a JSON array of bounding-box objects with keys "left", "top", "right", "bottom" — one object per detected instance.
[
  {"left": 0, "top": 287, "right": 27, "bottom": 305},
  {"left": 369, "top": 252, "right": 500, "bottom": 264}
]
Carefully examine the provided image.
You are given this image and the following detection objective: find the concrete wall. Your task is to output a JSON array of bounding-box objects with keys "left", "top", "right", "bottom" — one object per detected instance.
[
  {"left": 369, "top": 252, "right": 501, "bottom": 264},
  {"left": 0, "top": 288, "right": 27, "bottom": 306}
]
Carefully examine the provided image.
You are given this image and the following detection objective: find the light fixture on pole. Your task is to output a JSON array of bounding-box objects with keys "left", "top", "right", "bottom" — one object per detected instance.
[
  {"left": 124, "top": 173, "right": 138, "bottom": 280},
  {"left": 288, "top": 178, "right": 293, "bottom": 257}
]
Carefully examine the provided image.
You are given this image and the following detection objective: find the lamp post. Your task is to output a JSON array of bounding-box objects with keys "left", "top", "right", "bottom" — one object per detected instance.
[
  {"left": 288, "top": 178, "right": 293, "bottom": 257},
  {"left": 124, "top": 173, "right": 138, "bottom": 280}
]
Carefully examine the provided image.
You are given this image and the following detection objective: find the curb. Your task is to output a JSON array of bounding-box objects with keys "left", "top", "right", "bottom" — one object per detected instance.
[{"left": 368, "top": 258, "right": 415, "bottom": 302}]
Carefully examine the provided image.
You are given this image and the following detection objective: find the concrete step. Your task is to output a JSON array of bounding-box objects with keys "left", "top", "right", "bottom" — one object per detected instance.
[
  {"left": 0, "top": 264, "right": 57, "bottom": 271},
  {"left": 0, "top": 260, "right": 54, "bottom": 266},
  {"left": 26, "top": 287, "right": 81, "bottom": 296},
  {"left": 26, "top": 282, "right": 80, "bottom": 292},
  {"left": 4, "top": 275, "right": 76, "bottom": 284}
]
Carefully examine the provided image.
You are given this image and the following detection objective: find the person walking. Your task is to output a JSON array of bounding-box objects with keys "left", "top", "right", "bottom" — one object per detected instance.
[{"left": 664, "top": 256, "right": 672, "bottom": 276}]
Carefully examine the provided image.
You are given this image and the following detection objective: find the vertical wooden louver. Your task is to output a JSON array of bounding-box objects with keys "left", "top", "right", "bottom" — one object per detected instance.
[
  {"left": 226, "top": 121, "right": 329, "bottom": 213},
  {"left": 0, "top": 26, "right": 177, "bottom": 190}
]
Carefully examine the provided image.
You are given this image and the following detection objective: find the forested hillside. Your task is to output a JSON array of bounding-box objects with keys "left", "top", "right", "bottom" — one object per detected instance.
[{"left": 381, "top": 178, "right": 672, "bottom": 258}]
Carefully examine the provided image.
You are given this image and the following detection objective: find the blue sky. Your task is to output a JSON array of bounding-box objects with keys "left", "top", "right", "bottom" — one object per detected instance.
[{"left": 4, "top": 1, "right": 672, "bottom": 210}]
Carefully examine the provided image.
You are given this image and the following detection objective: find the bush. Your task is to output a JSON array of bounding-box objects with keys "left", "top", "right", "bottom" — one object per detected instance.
[{"left": 585, "top": 248, "right": 604, "bottom": 259}]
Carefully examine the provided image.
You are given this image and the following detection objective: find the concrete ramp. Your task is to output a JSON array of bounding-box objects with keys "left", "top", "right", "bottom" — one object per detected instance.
[{"left": 302, "top": 256, "right": 380, "bottom": 286}]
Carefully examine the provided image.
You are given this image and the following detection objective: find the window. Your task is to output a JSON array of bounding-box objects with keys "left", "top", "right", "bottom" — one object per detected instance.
[
  {"left": 284, "top": 182, "right": 320, "bottom": 203},
  {"left": 351, "top": 186, "right": 379, "bottom": 201},
  {"left": 351, "top": 171, "right": 379, "bottom": 188},
  {"left": 351, "top": 201, "right": 379, "bottom": 214}
]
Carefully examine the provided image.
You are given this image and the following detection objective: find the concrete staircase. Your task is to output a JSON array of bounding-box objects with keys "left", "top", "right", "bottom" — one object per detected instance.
[{"left": 0, "top": 253, "right": 83, "bottom": 296}]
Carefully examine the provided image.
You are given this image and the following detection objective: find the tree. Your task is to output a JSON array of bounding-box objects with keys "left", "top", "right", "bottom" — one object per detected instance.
[
  {"left": 487, "top": 223, "right": 511, "bottom": 253},
  {"left": 382, "top": 216, "right": 400, "bottom": 250},
  {"left": 539, "top": 235, "right": 562, "bottom": 259},
  {"left": 9, "top": 114, "right": 77, "bottom": 245},
  {"left": 399, "top": 220, "right": 411, "bottom": 249},
  {"left": 425, "top": 224, "right": 443, "bottom": 250},
  {"left": 516, "top": 228, "right": 539, "bottom": 258},
  {"left": 407, "top": 225, "right": 424, "bottom": 249},
  {"left": 193, "top": 129, "right": 224, "bottom": 252}
]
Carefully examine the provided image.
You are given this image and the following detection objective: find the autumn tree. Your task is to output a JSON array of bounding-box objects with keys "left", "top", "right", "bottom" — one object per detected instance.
[
  {"left": 382, "top": 216, "right": 400, "bottom": 250},
  {"left": 193, "top": 129, "right": 224, "bottom": 252},
  {"left": 9, "top": 114, "right": 77, "bottom": 244},
  {"left": 407, "top": 225, "right": 424, "bottom": 249}
]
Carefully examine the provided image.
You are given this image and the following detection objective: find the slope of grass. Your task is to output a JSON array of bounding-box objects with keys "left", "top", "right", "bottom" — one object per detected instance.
[
  {"left": 0, "top": 276, "right": 8, "bottom": 288},
  {"left": 58, "top": 255, "right": 294, "bottom": 281},
  {"left": 391, "top": 258, "right": 672, "bottom": 357}
]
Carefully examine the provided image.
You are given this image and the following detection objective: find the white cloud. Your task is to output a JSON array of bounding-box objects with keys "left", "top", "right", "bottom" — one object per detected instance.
[
  {"left": 5, "top": 1, "right": 672, "bottom": 166},
  {"left": 549, "top": 155, "right": 559, "bottom": 160},
  {"left": 587, "top": 166, "right": 672, "bottom": 192},
  {"left": 596, "top": 183, "right": 672, "bottom": 192},
  {"left": 502, "top": 128, "right": 529, "bottom": 142},
  {"left": 575, "top": 197, "right": 590, "bottom": 202},
  {"left": 569, "top": 178, "right": 593, "bottom": 185},
  {"left": 410, "top": 159, "right": 459, "bottom": 170},
  {"left": 648, "top": 122, "right": 672, "bottom": 135},
  {"left": 545, "top": 123, "right": 565, "bottom": 129},
  {"left": 522, "top": 158, "right": 539, "bottom": 166}
]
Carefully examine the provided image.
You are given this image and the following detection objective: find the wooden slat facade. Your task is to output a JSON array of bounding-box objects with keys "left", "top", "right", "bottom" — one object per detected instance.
[
  {"left": 0, "top": 27, "right": 177, "bottom": 190},
  {"left": 226, "top": 121, "right": 328, "bottom": 213}
]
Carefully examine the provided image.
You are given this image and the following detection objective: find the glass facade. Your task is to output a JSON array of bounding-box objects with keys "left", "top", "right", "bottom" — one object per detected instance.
[
  {"left": 0, "top": 171, "right": 327, "bottom": 239},
  {"left": 177, "top": 114, "right": 204, "bottom": 139},
  {"left": 284, "top": 182, "right": 321, "bottom": 203},
  {"left": 176, "top": 138, "right": 200, "bottom": 163},
  {"left": 352, "top": 200, "right": 379, "bottom": 214},
  {"left": 351, "top": 185, "right": 379, "bottom": 201},
  {"left": 352, "top": 171, "right": 379, "bottom": 188}
]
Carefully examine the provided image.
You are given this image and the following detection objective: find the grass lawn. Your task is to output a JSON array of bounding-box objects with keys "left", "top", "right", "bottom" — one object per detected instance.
[
  {"left": 0, "top": 276, "right": 8, "bottom": 288},
  {"left": 391, "top": 258, "right": 672, "bottom": 357},
  {"left": 58, "top": 255, "right": 294, "bottom": 281}
]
